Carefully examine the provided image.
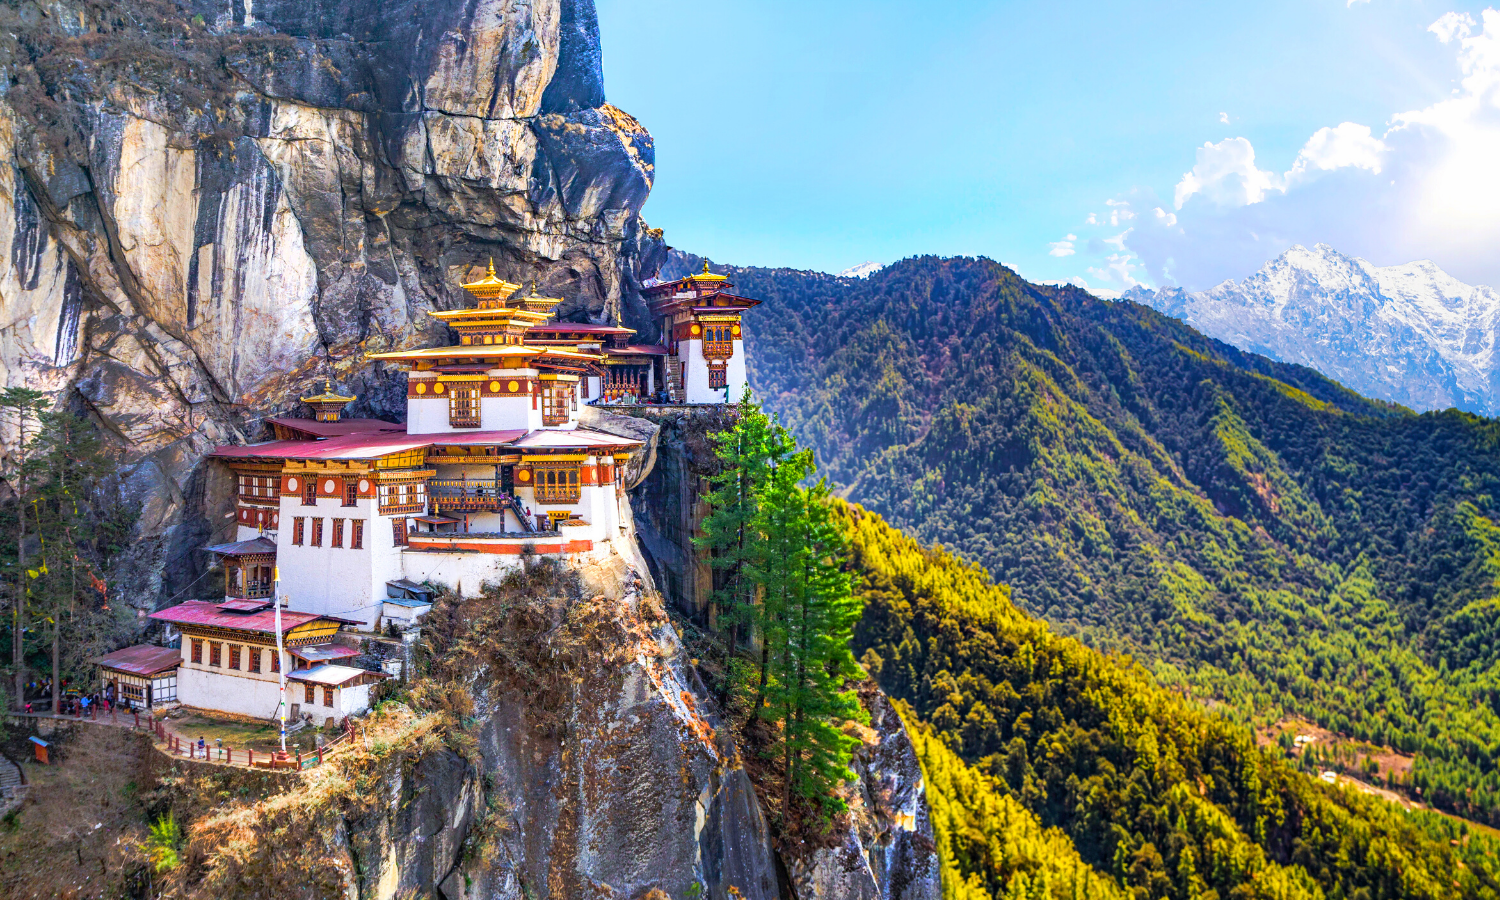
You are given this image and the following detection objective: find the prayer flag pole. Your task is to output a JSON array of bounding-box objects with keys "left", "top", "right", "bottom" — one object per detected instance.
[{"left": 274, "top": 568, "right": 288, "bottom": 756}]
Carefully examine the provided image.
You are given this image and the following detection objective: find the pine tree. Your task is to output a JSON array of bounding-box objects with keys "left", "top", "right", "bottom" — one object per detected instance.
[
  {"left": 27, "top": 409, "right": 123, "bottom": 714},
  {"left": 697, "top": 386, "right": 776, "bottom": 708},
  {"left": 782, "top": 479, "right": 866, "bottom": 816},
  {"left": 703, "top": 395, "right": 868, "bottom": 821},
  {"left": 1, "top": 387, "right": 48, "bottom": 709}
]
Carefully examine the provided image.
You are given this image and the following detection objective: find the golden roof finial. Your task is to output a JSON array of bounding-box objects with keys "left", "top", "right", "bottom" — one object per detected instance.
[
  {"left": 487, "top": 258, "right": 496, "bottom": 277},
  {"left": 530, "top": 279, "right": 538, "bottom": 296},
  {"left": 702, "top": 260, "right": 711, "bottom": 275}
]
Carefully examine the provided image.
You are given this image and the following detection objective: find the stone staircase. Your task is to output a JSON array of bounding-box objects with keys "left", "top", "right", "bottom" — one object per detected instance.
[
  {"left": 665, "top": 359, "right": 684, "bottom": 403},
  {"left": 0, "top": 752, "right": 26, "bottom": 818}
]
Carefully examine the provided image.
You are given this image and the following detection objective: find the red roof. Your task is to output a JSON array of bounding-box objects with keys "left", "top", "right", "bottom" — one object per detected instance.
[
  {"left": 266, "top": 417, "right": 404, "bottom": 438},
  {"left": 511, "top": 430, "right": 643, "bottom": 450},
  {"left": 95, "top": 645, "right": 181, "bottom": 677},
  {"left": 605, "top": 345, "right": 668, "bottom": 357},
  {"left": 528, "top": 324, "right": 635, "bottom": 335},
  {"left": 149, "top": 600, "right": 341, "bottom": 635},
  {"left": 212, "top": 429, "right": 529, "bottom": 461}
]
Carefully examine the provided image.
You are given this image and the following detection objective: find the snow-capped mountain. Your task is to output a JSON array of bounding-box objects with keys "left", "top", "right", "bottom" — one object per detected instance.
[
  {"left": 837, "top": 261, "right": 885, "bottom": 279},
  {"left": 1122, "top": 244, "right": 1500, "bottom": 415}
]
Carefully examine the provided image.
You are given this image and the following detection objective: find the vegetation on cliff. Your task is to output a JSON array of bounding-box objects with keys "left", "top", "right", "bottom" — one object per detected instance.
[
  {"left": 700, "top": 393, "right": 868, "bottom": 821},
  {"left": 0, "top": 394, "right": 133, "bottom": 711},
  {"left": 735, "top": 255, "right": 1500, "bottom": 824},
  {"left": 844, "top": 502, "right": 1500, "bottom": 900}
]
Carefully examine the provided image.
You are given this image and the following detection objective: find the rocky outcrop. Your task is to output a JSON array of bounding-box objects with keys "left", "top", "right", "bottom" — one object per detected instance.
[
  {"left": 620, "top": 406, "right": 738, "bottom": 624},
  {"left": 330, "top": 578, "right": 781, "bottom": 900},
  {"left": 0, "top": 0, "right": 666, "bottom": 607},
  {"left": 786, "top": 690, "right": 939, "bottom": 900}
]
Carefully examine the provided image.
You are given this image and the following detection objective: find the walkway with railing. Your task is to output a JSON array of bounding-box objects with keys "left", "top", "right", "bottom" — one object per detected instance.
[{"left": 4, "top": 706, "right": 361, "bottom": 772}]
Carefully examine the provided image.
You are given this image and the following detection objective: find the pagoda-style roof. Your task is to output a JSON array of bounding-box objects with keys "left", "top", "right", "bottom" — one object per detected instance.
[
  {"left": 366, "top": 344, "right": 602, "bottom": 366},
  {"left": 460, "top": 260, "right": 522, "bottom": 302},
  {"left": 642, "top": 261, "right": 732, "bottom": 299},
  {"left": 515, "top": 281, "right": 565, "bottom": 315},
  {"left": 299, "top": 378, "right": 357, "bottom": 422},
  {"left": 300, "top": 380, "right": 354, "bottom": 406}
]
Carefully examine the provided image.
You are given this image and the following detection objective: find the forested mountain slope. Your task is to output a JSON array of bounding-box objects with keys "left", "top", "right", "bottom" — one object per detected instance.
[
  {"left": 733, "top": 255, "right": 1500, "bottom": 823},
  {"left": 842, "top": 503, "right": 1500, "bottom": 900}
]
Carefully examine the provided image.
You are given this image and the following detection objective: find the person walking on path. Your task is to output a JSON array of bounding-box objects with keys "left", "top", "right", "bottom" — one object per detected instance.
[
  {"left": 80, "top": 695, "right": 90, "bottom": 717},
  {"left": 197, "top": 736, "right": 206, "bottom": 760}
]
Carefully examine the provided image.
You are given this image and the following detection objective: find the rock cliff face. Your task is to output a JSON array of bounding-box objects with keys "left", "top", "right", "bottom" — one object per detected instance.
[{"left": 0, "top": 0, "right": 666, "bottom": 604}]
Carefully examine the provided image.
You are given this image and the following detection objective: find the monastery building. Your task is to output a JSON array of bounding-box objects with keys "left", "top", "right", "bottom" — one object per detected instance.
[{"left": 116, "top": 262, "right": 758, "bottom": 721}]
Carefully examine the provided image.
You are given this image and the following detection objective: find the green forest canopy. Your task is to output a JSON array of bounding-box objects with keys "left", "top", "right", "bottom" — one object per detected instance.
[
  {"left": 733, "top": 255, "right": 1500, "bottom": 824},
  {"left": 842, "top": 500, "right": 1500, "bottom": 900}
]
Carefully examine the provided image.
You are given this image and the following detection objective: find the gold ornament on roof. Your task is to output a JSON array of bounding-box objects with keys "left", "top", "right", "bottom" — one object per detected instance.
[
  {"left": 461, "top": 257, "right": 522, "bottom": 303},
  {"left": 301, "top": 378, "right": 356, "bottom": 422}
]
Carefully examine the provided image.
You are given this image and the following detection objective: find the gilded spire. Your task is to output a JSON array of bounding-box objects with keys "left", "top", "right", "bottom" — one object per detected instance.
[
  {"left": 461, "top": 258, "right": 522, "bottom": 303},
  {"left": 301, "top": 378, "right": 356, "bottom": 422}
]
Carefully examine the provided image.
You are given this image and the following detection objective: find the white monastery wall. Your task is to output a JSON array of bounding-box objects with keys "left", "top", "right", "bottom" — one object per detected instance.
[
  {"left": 178, "top": 660, "right": 287, "bottom": 719},
  {"left": 406, "top": 395, "right": 455, "bottom": 434},
  {"left": 277, "top": 493, "right": 391, "bottom": 627},
  {"left": 727, "top": 340, "right": 748, "bottom": 398}
]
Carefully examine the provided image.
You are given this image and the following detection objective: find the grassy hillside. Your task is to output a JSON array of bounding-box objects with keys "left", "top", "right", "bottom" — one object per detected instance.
[
  {"left": 841, "top": 502, "right": 1500, "bottom": 900},
  {"left": 735, "top": 256, "right": 1500, "bottom": 823}
]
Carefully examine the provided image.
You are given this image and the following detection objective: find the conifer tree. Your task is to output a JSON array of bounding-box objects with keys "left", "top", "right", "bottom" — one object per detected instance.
[
  {"left": 27, "top": 409, "right": 122, "bottom": 715},
  {"left": 1, "top": 387, "right": 48, "bottom": 709},
  {"left": 703, "top": 394, "right": 869, "bottom": 819},
  {"left": 780, "top": 479, "right": 865, "bottom": 815},
  {"left": 698, "top": 387, "right": 779, "bottom": 707}
]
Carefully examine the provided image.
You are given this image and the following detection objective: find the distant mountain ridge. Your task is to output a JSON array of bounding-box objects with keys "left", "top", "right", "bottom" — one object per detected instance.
[
  {"left": 1123, "top": 244, "right": 1500, "bottom": 415},
  {"left": 837, "top": 261, "right": 886, "bottom": 279},
  {"left": 733, "top": 254, "right": 1500, "bottom": 830}
]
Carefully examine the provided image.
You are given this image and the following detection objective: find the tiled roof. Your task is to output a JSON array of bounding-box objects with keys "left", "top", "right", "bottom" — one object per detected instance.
[
  {"left": 95, "top": 645, "right": 181, "bottom": 677},
  {"left": 149, "top": 600, "right": 334, "bottom": 635}
]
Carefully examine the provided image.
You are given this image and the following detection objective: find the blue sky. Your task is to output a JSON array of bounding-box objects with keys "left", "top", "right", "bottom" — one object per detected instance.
[{"left": 595, "top": 1, "right": 1500, "bottom": 293}]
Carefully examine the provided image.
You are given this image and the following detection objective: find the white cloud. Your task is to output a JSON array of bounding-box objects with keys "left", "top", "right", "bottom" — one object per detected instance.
[
  {"left": 1127, "top": 10, "right": 1500, "bottom": 291},
  {"left": 1085, "top": 213, "right": 1100, "bottom": 225},
  {"left": 1287, "top": 122, "right": 1386, "bottom": 182},
  {"left": 1173, "top": 137, "right": 1284, "bottom": 209},
  {"left": 1430, "top": 11, "right": 1475, "bottom": 43},
  {"left": 1048, "top": 234, "right": 1078, "bottom": 257},
  {"left": 1219, "top": 112, "right": 1230, "bottom": 124},
  {"left": 1088, "top": 253, "right": 1144, "bottom": 289},
  {"left": 1348, "top": 0, "right": 1371, "bottom": 6},
  {"left": 1104, "top": 228, "right": 1132, "bottom": 251}
]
